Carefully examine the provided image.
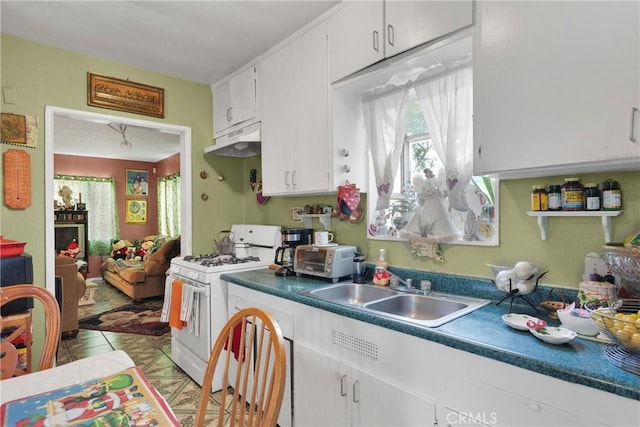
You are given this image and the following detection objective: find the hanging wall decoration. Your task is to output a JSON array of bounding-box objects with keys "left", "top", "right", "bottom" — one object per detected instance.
[
  {"left": 87, "top": 72, "right": 164, "bottom": 118},
  {"left": 126, "top": 199, "right": 147, "bottom": 224},
  {"left": 3, "top": 149, "right": 31, "bottom": 209},
  {"left": 1, "top": 113, "right": 38, "bottom": 148}
]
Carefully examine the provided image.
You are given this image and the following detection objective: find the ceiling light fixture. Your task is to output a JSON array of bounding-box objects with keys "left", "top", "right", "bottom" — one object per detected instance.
[{"left": 107, "top": 123, "right": 133, "bottom": 151}]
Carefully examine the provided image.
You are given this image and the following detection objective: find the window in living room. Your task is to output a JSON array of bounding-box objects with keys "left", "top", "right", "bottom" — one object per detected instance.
[
  {"left": 53, "top": 176, "right": 117, "bottom": 255},
  {"left": 158, "top": 173, "right": 180, "bottom": 238}
]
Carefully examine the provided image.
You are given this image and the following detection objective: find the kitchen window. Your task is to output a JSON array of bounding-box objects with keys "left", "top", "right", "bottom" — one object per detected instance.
[{"left": 359, "top": 34, "right": 498, "bottom": 248}]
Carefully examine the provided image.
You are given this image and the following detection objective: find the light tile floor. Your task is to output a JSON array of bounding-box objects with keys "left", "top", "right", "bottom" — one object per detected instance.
[{"left": 56, "top": 278, "right": 233, "bottom": 426}]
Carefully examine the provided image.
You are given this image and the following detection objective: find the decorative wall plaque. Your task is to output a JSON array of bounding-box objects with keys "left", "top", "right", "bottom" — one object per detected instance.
[{"left": 87, "top": 72, "right": 164, "bottom": 118}]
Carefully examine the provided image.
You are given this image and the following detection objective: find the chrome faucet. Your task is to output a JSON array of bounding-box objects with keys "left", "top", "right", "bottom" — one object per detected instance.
[{"left": 379, "top": 268, "right": 432, "bottom": 295}]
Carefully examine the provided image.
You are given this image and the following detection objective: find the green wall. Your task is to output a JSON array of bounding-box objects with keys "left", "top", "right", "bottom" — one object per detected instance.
[
  {"left": 2, "top": 33, "right": 639, "bottom": 292},
  {"left": 247, "top": 148, "right": 639, "bottom": 288}
]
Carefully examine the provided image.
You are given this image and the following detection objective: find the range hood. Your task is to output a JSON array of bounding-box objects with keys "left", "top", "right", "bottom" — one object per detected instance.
[{"left": 205, "top": 122, "right": 261, "bottom": 158}]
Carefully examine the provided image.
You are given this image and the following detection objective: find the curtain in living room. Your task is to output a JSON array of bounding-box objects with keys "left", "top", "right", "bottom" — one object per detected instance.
[
  {"left": 54, "top": 176, "right": 118, "bottom": 254},
  {"left": 158, "top": 173, "right": 180, "bottom": 238}
]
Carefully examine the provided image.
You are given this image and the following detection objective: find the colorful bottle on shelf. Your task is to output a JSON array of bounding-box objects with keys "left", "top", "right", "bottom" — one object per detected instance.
[
  {"left": 561, "top": 178, "right": 584, "bottom": 211},
  {"left": 531, "top": 185, "right": 548, "bottom": 211},
  {"left": 602, "top": 180, "right": 622, "bottom": 210},
  {"left": 547, "top": 185, "right": 562, "bottom": 211},
  {"left": 584, "top": 183, "right": 601, "bottom": 211}
]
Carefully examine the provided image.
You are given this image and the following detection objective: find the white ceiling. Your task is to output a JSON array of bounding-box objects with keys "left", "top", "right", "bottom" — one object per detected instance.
[{"left": 2, "top": 0, "right": 339, "bottom": 161}]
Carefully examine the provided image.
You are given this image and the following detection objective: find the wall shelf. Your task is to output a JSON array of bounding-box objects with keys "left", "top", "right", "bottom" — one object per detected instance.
[
  {"left": 526, "top": 210, "right": 623, "bottom": 242},
  {"left": 299, "top": 213, "right": 332, "bottom": 230}
]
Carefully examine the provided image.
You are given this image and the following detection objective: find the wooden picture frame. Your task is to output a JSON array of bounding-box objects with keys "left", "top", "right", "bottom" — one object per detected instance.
[
  {"left": 126, "top": 169, "right": 149, "bottom": 196},
  {"left": 126, "top": 199, "right": 147, "bottom": 224},
  {"left": 87, "top": 72, "right": 164, "bottom": 118}
]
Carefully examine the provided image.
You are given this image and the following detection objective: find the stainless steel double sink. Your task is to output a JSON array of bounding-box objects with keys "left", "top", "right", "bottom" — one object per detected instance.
[{"left": 298, "top": 282, "right": 490, "bottom": 327}]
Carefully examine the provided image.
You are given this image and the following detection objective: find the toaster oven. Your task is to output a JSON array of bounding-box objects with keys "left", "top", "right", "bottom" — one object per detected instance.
[{"left": 294, "top": 244, "right": 357, "bottom": 282}]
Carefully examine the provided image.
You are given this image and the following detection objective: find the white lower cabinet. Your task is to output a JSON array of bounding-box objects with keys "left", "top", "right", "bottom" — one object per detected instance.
[
  {"left": 295, "top": 343, "right": 435, "bottom": 427},
  {"left": 224, "top": 283, "right": 639, "bottom": 427}
]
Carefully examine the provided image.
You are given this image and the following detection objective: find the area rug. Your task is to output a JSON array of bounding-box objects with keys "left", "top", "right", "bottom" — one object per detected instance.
[{"left": 79, "top": 302, "right": 170, "bottom": 336}]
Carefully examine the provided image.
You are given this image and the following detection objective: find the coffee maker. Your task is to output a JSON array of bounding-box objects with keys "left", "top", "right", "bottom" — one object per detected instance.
[{"left": 274, "top": 228, "right": 313, "bottom": 276}]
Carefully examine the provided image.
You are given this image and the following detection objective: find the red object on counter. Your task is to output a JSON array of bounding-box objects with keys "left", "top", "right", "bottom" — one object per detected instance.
[{"left": 0, "top": 236, "right": 26, "bottom": 258}]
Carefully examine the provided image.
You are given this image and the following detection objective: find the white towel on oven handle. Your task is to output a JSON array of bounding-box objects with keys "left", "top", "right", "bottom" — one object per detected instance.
[
  {"left": 160, "top": 275, "right": 173, "bottom": 322},
  {"left": 179, "top": 283, "right": 201, "bottom": 336},
  {"left": 180, "top": 283, "right": 193, "bottom": 322},
  {"left": 188, "top": 291, "right": 200, "bottom": 336}
]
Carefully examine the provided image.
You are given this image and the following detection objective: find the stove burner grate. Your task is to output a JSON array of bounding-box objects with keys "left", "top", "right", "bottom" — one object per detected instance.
[{"left": 182, "top": 254, "right": 261, "bottom": 266}]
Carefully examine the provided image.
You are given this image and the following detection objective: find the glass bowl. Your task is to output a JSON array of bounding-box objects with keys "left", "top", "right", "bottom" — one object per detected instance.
[
  {"left": 601, "top": 244, "right": 640, "bottom": 296},
  {"left": 586, "top": 299, "right": 640, "bottom": 353}
]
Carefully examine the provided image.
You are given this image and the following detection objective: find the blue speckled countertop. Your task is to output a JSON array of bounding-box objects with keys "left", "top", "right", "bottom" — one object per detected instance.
[{"left": 221, "top": 267, "right": 640, "bottom": 401}]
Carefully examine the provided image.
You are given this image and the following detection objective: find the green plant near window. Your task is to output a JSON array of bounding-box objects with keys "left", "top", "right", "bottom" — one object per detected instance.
[{"left": 89, "top": 240, "right": 112, "bottom": 257}]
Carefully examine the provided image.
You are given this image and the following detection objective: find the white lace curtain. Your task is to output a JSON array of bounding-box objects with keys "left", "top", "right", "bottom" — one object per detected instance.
[
  {"left": 158, "top": 174, "right": 180, "bottom": 238},
  {"left": 413, "top": 56, "right": 473, "bottom": 212},
  {"left": 54, "top": 176, "right": 117, "bottom": 251},
  {"left": 362, "top": 55, "right": 473, "bottom": 242},
  {"left": 362, "top": 83, "right": 410, "bottom": 210}
]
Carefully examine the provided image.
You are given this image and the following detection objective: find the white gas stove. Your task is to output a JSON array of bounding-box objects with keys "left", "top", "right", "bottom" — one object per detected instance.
[{"left": 168, "top": 224, "right": 281, "bottom": 390}]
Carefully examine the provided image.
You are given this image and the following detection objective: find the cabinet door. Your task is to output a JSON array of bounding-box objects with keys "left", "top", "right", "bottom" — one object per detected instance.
[
  {"left": 212, "top": 80, "right": 231, "bottom": 135},
  {"left": 260, "top": 41, "right": 293, "bottom": 195},
  {"left": 353, "top": 369, "right": 436, "bottom": 427},
  {"left": 288, "top": 24, "right": 330, "bottom": 194},
  {"left": 327, "top": 0, "right": 384, "bottom": 83},
  {"left": 229, "top": 66, "right": 256, "bottom": 126},
  {"left": 261, "top": 24, "right": 330, "bottom": 196},
  {"left": 385, "top": 1, "right": 473, "bottom": 58},
  {"left": 294, "top": 344, "right": 350, "bottom": 426},
  {"left": 474, "top": 1, "right": 640, "bottom": 177}
]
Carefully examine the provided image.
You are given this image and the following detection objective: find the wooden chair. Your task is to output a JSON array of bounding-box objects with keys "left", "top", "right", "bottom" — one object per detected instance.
[
  {"left": 1, "top": 284, "right": 61, "bottom": 379},
  {"left": 196, "top": 307, "right": 287, "bottom": 427}
]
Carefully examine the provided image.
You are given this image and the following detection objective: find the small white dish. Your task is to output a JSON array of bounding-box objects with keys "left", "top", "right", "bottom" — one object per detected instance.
[
  {"left": 313, "top": 243, "right": 338, "bottom": 247},
  {"left": 502, "top": 314, "right": 541, "bottom": 331},
  {"left": 529, "top": 326, "right": 577, "bottom": 344}
]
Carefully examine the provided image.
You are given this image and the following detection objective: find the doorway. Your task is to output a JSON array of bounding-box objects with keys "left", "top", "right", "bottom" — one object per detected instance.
[{"left": 44, "top": 106, "right": 192, "bottom": 295}]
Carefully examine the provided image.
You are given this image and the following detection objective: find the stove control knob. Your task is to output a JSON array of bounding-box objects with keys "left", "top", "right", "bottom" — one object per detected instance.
[
  {"left": 188, "top": 271, "right": 198, "bottom": 280},
  {"left": 173, "top": 266, "right": 181, "bottom": 274}
]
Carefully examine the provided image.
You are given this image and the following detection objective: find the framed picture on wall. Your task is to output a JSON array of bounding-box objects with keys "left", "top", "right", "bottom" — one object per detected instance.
[
  {"left": 126, "top": 169, "right": 149, "bottom": 196},
  {"left": 126, "top": 199, "right": 147, "bottom": 224}
]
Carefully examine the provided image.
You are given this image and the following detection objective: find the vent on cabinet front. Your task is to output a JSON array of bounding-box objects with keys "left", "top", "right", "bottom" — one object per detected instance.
[{"left": 332, "top": 330, "right": 378, "bottom": 360}]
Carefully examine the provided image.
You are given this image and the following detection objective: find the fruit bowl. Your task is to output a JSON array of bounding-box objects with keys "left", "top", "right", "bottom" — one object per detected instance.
[{"left": 586, "top": 299, "right": 640, "bottom": 353}]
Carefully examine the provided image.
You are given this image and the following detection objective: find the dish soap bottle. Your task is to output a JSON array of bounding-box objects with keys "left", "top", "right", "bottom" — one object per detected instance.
[
  {"left": 373, "top": 249, "right": 391, "bottom": 286},
  {"left": 376, "top": 249, "right": 389, "bottom": 270}
]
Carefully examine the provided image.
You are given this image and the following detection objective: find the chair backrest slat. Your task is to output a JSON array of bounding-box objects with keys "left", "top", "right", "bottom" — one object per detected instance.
[{"left": 196, "top": 307, "right": 286, "bottom": 427}]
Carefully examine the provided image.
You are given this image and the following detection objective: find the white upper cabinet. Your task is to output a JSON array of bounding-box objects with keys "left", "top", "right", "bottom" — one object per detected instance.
[
  {"left": 385, "top": 0, "right": 473, "bottom": 57},
  {"left": 328, "top": 0, "right": 473, "bottom": 82},
  {"left": 212, "top": 66, "right": 257, "bottom": 136},
  {"left": 260, "top": 24, "right": 330, "bottom": 196},
  {"left": 473, "top": 1, "right": 640, "bottom": 178},
  {"left": 327, "top": 1, "right": 385, "bottom": 83}
]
